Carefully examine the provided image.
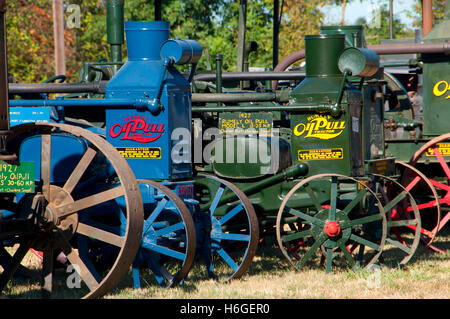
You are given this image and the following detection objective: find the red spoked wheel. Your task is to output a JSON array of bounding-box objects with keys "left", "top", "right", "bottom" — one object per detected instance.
[
  {"left": 397, "top": 161, "right": 441, "bottom": 250},
  {"left": 406, "top": 134, "right": 450, "bottom": 253}
]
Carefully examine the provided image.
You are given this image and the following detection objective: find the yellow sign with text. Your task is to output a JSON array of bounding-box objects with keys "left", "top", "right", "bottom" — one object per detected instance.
[
  {"left": 425, "top": 143, "right": 450, "bottom": 157},
  {"left": 298, "top": 148, "right": 344, "bottom": 161},
  {"left": 116, "top": 147, "right": 161, "bottom": 159},
  {"left": 293, "top": 115, "right": 346, "bottom": 140}
]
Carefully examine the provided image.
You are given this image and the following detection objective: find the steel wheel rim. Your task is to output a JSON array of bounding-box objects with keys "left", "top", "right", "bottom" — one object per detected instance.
[{"left": 372, "top": 173, "right": 421, "bottom": 265}]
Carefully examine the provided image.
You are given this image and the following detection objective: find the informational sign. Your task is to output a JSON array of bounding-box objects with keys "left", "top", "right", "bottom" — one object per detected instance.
[
  {"left": 9, "top": 107, "right": 52, "bottom": 126},
  {"left": 425, "top": 143, "right": 450, "bottom": 157},
  {"left": 298, "top": 148, "right": 344, "bottom": 161},
  {"left": 219, "top": 112, "right": 272, "bottom": 134},
  {"left": 116, "top": 147, "right": 161, "bottom": 159},
  {"left": 0, "top": 161, "right": 35, "bottom": 193}
]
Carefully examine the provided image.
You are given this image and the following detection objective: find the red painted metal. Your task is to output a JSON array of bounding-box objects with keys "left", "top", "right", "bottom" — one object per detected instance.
[{"left": 324, "top": 221, "right": 340, "bottom": 237}]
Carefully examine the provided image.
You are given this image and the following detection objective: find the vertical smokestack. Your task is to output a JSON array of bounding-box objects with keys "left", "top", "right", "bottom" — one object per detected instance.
[
  {"left": 106, "top": 0, "right": 124, "bottom": 63},
  {"left": 422, "top": 0, "right": 433, "bottom": 36}
]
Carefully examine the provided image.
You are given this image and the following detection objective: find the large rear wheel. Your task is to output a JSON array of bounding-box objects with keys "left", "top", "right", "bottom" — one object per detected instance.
[{"left": 0, "top": 123, "right": 143, "bottom": 299}]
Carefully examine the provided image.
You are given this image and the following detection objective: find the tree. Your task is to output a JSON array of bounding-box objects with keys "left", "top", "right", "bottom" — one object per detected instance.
[
  {"left": 355, "top": 3, "right": 415, "bottom": 44},
  {"left": 406, "top": 0, "right": 447, "bottom": 28},
  {"left": 278, "top": 0, "right": 329, "bottom": 59},
  {"left": 5, "top": 0, "right": 106, "bottom": 83}
]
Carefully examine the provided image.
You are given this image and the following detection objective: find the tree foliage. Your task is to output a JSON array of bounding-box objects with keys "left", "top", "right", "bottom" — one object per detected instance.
[
  {"left": 4, "top": 0, "right": 424, "bottom": 82},
  {"left": 406, "top": 0, "right": 447, "bottom": 28},
  {"left": 355, "top": 3, "right": 415, "bottom": 45}
]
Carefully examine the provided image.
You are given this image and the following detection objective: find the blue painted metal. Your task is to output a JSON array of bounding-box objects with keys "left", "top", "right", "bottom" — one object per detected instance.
[
  {"left": 9, "top": 107, "right": 56, "bottom": 126},
  {"left": 19, "top": 134, "right": 87, "bottom": 183},
  {"left": 160, "top": 39, "right": 202, "bottom": 65},
  {"left": 122, "top": 180, "right": 197, "bottom": 289},
  {"left": 5, "top": 19, "right": 257, "bottom": 288},
  {"left": 105, "top": 21, "right": 194, "bottom": 180},
  {"left": 9, "top": 98, "right": 162, "bottom": 113},
  {"left": 125, "top": 21, "right": 169, "bottom": 61}
]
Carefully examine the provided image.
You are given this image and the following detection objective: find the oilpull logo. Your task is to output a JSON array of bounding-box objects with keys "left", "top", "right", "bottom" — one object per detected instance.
[
  {"left": 293, "top": 115, "right": 346, "bottom": 140},
  {"left": 109, "top": 115, "right": 165, "bottom": 143},
  {"left": 433, "top": 80, "right": 450, "bottom": 99}
]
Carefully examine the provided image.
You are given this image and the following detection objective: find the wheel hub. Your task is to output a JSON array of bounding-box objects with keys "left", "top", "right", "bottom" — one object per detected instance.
[
  {"left": 324, "top": 221, "right": 341, "bottom": 237},
  {"left": 32, "top": 185, "right": 78, "bottom": 251}
]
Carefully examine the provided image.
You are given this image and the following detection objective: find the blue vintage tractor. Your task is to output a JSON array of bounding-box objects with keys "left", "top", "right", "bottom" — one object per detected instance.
[{"left": 0, "top": 16, "right": 258, "bottom": 298}]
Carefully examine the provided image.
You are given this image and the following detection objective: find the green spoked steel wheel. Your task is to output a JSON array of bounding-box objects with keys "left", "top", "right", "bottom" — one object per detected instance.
[
  {"left": 0, "top": 123, "right": 143, "bottom": 299},
  {"left": 370, "top": 173, "right": 421, "bottom": 266},
  {"left": 276, "top": 174, "right": 386, "bottom": 273},
  {"left": 194, "top": 175, "right": 259, "bottom": 281}
]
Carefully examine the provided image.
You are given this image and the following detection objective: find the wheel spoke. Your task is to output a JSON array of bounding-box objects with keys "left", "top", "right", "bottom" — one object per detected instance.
[
  {"left": 304, "top": 184, "right": 322, "bottom": 212},
  {"left": 59, "top": 235, "right": 100, "bottom": 292},
  {"left": 142, "top": 242, "right": 186, "bottom": 261},
  {"left": 155, "top": 222, "right": 185, "bottom": 237},
  {"left": 219, "top": 204, "right": 243, "bottom": 226},
  {"left": 77, "top": 222, "right": 124, "bottom": 247},
  {"left": 325, "top": 248, "right": 333, "bottom": 273},
  {"left": 329, "top": 177, "right": 338, "bottom": 221},
  {"left": 387, "top": 219, "right": 418, "bottom": 227},
  {"left": 341, "top": 189, "right": 367, "bottom": 215},
  {"left": 413, "top": 201, "right": 438, "bottom": 211},
  {"left": 0, "top": 240, "right": 34, "bottom": 292},
  {"left": 337, "top": 240, "right": 356, "bottom": 268},
  {"left": 341, "top": 214, "right": 383, "bottom": 229},
  {"left": 212, "top": 232, "right": 250, "bottom": 242},
  {"left": 349, "top": 234, "right": 381, "bottom": 251},
  {"left": 404, "top": 175, "right": 421, "bottom": 192},
  {"left": 429, "top": 178, "right": 450, "bottom": 192},
  {"left": 284, "top": 207, "right": 325, "bottom": 227},
  {"left": 56, "top": 186, "right": 125, "bottom": 218},
  {"left": 41, "top": 249, "right": 53, "bottom": 298},
  {"left": 41, "top": 133, "right": 51, "bottom": 200},
  {"left": 383, "top": 191, "right": 408, "bottom": 213},
  {"left": 294, "top": 233, "right": 327, "bottom": 270},
  {"left": 63, "top": 147, "right": 97, "bottom": 194},
  {"left": 143, "top": 197, "right": 169, "bottom": 235},
  {"left": 216, "top": 248, "right": 239, "bottom": 272},
  {"left": 209, "top": 186, "right": 225, "bottom": 217},
  {"left": 281, "top": 229, "right": 312, "bottom": 243},
  {"left": 432, "top": 146, "right": 450, "bottom": 180},
  {"left": 385, "top": 237, "right": 412, "bottom": 254}
]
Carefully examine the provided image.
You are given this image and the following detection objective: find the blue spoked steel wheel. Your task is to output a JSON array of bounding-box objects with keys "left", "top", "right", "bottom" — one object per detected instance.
[
  {"left": 129, "top": 180, "right": 196, "bottom": 289},
  {"left": 194, "top": 175, "right": 259, "bottom": 281}
]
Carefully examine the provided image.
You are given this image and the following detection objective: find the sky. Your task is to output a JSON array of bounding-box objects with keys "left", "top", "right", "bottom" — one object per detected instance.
[{"left": 322, "top": 0, "right": 417, "bottom": 26}]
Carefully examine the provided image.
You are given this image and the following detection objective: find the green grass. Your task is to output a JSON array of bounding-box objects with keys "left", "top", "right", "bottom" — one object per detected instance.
[
  {"left": 3, "top": 228, "right": 449, "bottom": 299},
  {"left": 104, "top": 230, "right": 449, "bottom": 299}
]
